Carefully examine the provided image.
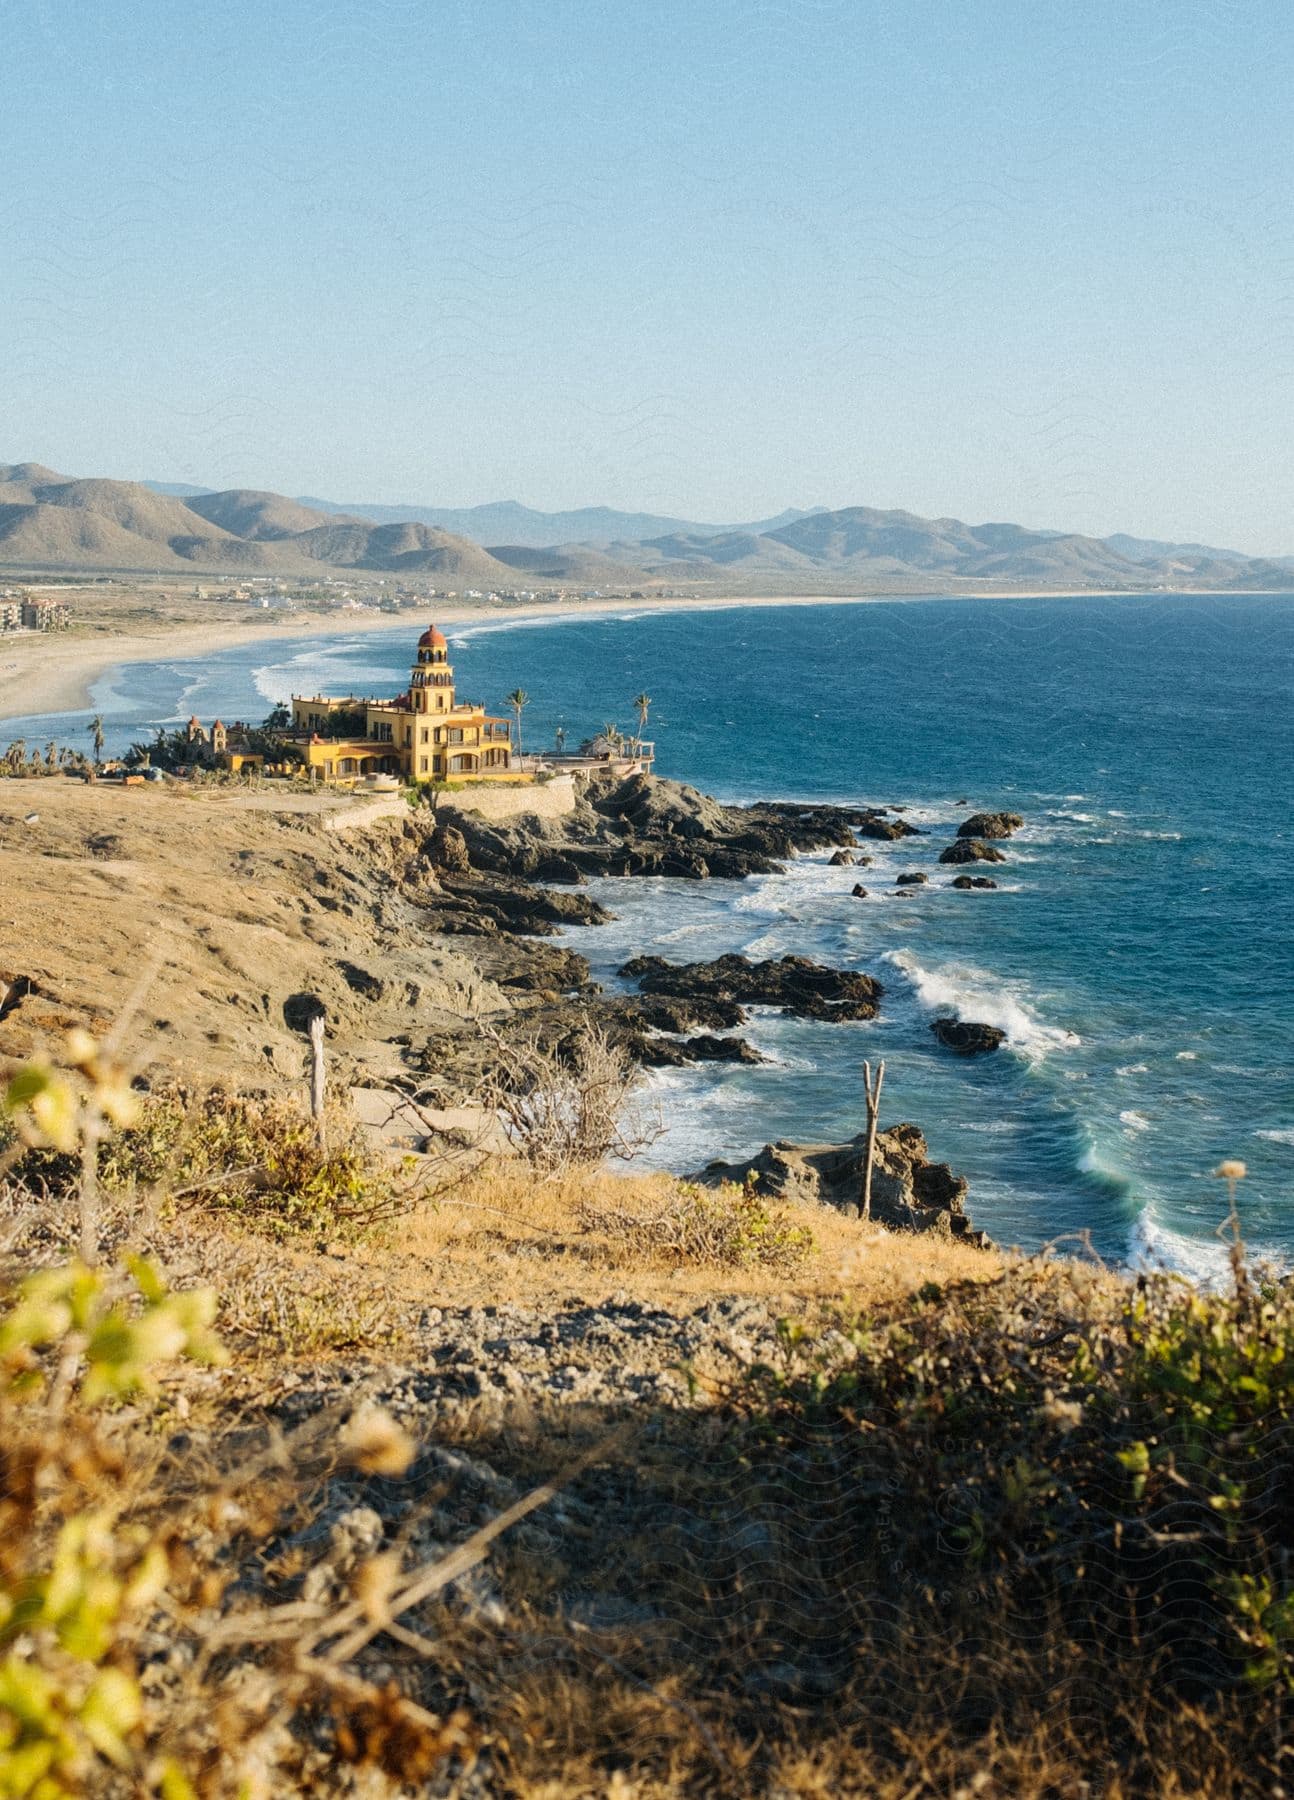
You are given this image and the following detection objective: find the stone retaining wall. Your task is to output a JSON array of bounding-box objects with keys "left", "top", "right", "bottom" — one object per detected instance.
[
  {"left": 320, "top": 795, "right": 410, "bottom": 834},
  {"left": 441, "top": 774, "right": 577, "bottom": 824}
]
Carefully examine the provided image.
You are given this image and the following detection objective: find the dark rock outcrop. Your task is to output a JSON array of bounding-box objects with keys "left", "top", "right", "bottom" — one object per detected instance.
[
  {"left": 624, "top": 1031, "right": 764, "bottom": 1071},
  {"left": 441, "top": 777, "right": 917, "bottom": 891},
  {"left": 438, "top": 874, "right": 611, "bottom": 937},
  {"left": 828, "top": 849, "right": 856, "bottom": 866},
  {"left": 895, "top": 871, "right": 928, "bottom": 886},
  {"left": 621, "top": 952, "right": 882, "bottom": 1022},
  {"left": 939, "top": 838, "right": 1007, "bottom": 866},
  {"left": 617, "top": 993, "right": 746, "bottom": 1034},
  {"left": 957, "top": 811, "right": 1023, "bottom": 840},
  {"left": 930, "top": 1018, "right": 1006, "bottom": 1056},
  {"left": 858, "top": 815, "right": 921, "bottom": 841},
  {"left": 593, "top": 993, "right": 762, "bottom": 1068},
  {"left": 850, "top": 884, "right": 869, "bottom": 898},
  {"left": 693, "top": 1122, "right": 986, "bottom": 1243},
  {"left": 481, "top": 941, "right": 594, "bottom": 996},
  {"left": 951, "top": 875, "right": 998, "bottom": 891},
  {"left": 679, "top": 1034, "right": 764, "bottom": 1065}
]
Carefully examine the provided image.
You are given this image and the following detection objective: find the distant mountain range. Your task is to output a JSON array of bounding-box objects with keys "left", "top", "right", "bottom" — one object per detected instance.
[
  {"left": 145, "top": 484, "right": 823, "bottom": 548},
  {"left": 0, "top": 464, "right": 638, "bottom": 586},
  {"left": 1103, "top": 532, "right": 1272, "bottom": 567},
  {"left": 1, "top": 462, "right": 1290, "bottom": 593}
]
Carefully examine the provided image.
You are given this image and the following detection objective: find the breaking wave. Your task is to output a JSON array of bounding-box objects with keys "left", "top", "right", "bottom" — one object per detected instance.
[{"left": 881, "top": 949, "right": 1080, "bottom": 1058}]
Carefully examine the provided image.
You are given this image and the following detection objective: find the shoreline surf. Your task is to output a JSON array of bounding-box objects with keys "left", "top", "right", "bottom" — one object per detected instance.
[
  {"left": 4, "top": 591, "right": 1290, "bottom": 1276},
  {"left": 0, "top": 584, "right": 1277, "bottom": 726}
]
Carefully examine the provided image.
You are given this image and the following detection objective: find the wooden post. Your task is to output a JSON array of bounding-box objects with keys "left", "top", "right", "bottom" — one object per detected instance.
[
  {"left": 309, "top": 1012, "right": 327, "bottom": 1150},
  {"left": 861, "top": 1059, "right": 885, "bottom": 1221},
  {"left": 80, "top": 1109, "right": 102, "bottom": 1267}
]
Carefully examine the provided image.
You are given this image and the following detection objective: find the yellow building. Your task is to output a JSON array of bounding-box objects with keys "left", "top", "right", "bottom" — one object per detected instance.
[{"left": 290, "top": 627, "right": 515, "bottom": 783}]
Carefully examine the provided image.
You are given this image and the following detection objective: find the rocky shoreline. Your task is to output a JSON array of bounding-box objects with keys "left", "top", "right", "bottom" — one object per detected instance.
[
  {"left": 0, "top": 770, "right": 1021, "bottom": 1248},
  {"left": 378, "top": 771, "right": 1029, "bottom": 1246}
]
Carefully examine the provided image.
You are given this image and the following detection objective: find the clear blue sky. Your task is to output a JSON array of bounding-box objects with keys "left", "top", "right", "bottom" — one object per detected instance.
[{"left": 3, "top": 0, "right": 1291, "bottom": 550}]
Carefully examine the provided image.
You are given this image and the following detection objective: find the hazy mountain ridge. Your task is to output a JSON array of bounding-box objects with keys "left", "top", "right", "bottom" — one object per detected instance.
[
  {"left": 0, "top": 468, "right": 629, "bottom": 582},
  {"left": 1, "top": 464, "right": 1288, "bottom": 590},
  {"left": 287, "top": 495, "right": 824, "bottom": 547},
  {"left": 159, "top": 483, "right": 1294, "bottom": 573},
  {"left": 627, "top": 506, "right": 1292, "bottom": 590},
  {"left": 1105, "top": 531, "right": 1294, "bottom": 575},
  {"left": 182, "top": 489, "right": 366, "bottom": 542}
]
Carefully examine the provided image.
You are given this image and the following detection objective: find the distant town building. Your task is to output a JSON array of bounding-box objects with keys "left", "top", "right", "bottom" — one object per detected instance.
[{"left": 20, "top": 598, "right": 70, "bottom": 631}]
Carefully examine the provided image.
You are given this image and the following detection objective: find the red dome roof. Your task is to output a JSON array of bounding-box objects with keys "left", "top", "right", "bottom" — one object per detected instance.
[{"left": 418, "top": 626, "right": 448, "bottom": 649}]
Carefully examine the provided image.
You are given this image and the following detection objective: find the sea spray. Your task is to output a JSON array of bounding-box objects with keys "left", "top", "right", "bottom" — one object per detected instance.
[{"left": 881, "top": 948, "right": 1079, "bottom": 1058}]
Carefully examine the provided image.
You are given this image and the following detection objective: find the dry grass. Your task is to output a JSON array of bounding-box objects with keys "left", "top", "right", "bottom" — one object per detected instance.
[
  {"left": 4, "top": 1108, "right": 1287, "bottom": 1797},
  {"left": 356, "top": 1159, "right": 1004, "bottom": 1315}
]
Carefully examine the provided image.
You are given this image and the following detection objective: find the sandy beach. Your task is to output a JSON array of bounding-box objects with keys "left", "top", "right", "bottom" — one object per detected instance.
[
  {"left": 0, "top": 592, "right": 896, "bottom": 723},
  {"left": 0, "top": 584, "right": 1240, "bottom": 727}
]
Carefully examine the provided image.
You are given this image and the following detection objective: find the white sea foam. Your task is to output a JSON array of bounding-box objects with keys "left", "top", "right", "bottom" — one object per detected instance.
[
  {"left": 881, "top": 949, "right": 1079, "bottom": 1057},
  {"left": 633, "top": 1063, "right": 770, "bottom": 1171},
  {"left": 1076, "top": 1143, "right": 1118, "bottom": 1179},
  {"left": 1256, "top": 1128, "right": 1294, "bottom": 1145},
  {"left": 755, "top": 1047, "right": 819, "bottom": 1073},
  {"left": 1128, "top": 1210, "right": 1288, "bottom": 1285},
  {"left": 740, "top": 929, "right": 799, "bottom": 959},
  {"left": 1119, "top": 1110, "right": 1151, "bottom": 1133},
  {"left": 251, "top": 640, "right": 376, "bottom": 708},
  {"left": 1176, "top": 1050, "right": 1199, "bottom": 1061},
  {"left": 1128, "top": 1213, "right": 1236, "bottom": 1285},
  {"left": 1116, "top": 1063, "right": 1149, "bottom": 1076},
  {"left": 450, "top": 611, "right": 626, "bottom": 645},
  {"left": 885, "top": 801, "right": 955, "bottom": 828}
]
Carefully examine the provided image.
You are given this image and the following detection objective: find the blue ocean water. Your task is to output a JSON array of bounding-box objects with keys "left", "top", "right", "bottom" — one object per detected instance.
[{"left": 7, "top": 594, "right": 1293, "bottom": 1273}]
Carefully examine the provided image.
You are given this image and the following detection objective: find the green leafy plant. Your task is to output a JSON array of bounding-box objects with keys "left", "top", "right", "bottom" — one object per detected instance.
[
  {"left": 93, "top": 1087, "right": 398, "bottom": 1240},
  {"left": 0, "top": 1258, "right": 223, "bottom": 1799}
]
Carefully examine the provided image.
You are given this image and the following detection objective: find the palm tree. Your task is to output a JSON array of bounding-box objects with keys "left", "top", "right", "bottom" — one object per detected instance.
[
  {"left": 600, "top": 721, "right": 623, "bottom": 755},
  {"left": 88, "top": 715, "right": 105, "bottom": 765},
  {"left": 505, "top": 689, "right": 529, "bottom": 760},
  {"left": 631, "top": 692, "right": 652, "bottom": 756}
]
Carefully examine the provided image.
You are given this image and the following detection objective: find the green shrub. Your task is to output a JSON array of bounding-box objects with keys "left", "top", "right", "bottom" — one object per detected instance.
[
  {"left": 92, "top": 1087, "right": 396, "bottom": 1239},
  {"left": 708, "top": 1263, "right": 1294, "bottom": 1742},
  {"left": 0, "top": 1258, "right": 223, "bottom": 1799}
]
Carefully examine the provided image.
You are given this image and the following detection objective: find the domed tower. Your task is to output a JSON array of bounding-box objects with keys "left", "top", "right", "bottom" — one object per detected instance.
[{"left": 409, "top": 627, "right": 455, "bottom": 715}]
